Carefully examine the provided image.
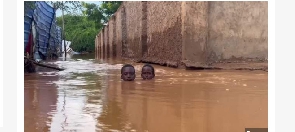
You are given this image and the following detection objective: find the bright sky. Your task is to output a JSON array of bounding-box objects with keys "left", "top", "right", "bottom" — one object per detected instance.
[{"left": 55, "top": 1, "right": 102, "bottom": 17}]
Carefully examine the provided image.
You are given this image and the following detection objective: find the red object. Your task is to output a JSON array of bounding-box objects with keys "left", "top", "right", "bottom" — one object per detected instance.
[{"left": 25, "top": 32, "right": 33, "bottom": 53}]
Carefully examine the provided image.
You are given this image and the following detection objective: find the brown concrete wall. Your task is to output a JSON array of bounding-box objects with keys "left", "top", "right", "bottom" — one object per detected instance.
[
  {"left": 99, "top": 30, "right": 104, "bottom": 58},
  {"left": 124, "top": 1, "right": 143, "bottom": 59},
  {"left": 108, "top": 18, "right": 114, "bottom": 58},
  {"left": 97, "top": 32, "right": 100, "bottom": 59},
  {"left": 97, "top": 30, "right": 103, "bottom": 59},
  {"left": 112, "top": 16, "right": 117, "bottom": 58},
  {"left": 143, "top": 1, "right": 182, "bottom": 66},
  {"left": 98, "top": 33, "right": 102, "bottom": 59},
  {"left": 95, "top": 35, "right": 100, "bottom": 59},
  {"left": 181, "top": 1, "right": 209, "bottom": 66},
  {"left": 94, "top": 35, "right": 98, "bottom": 59},
  {"left": 207, "top": 1, "right": 268, "bottom": 63},
  {"left": 101, "top": 28, "right": 105, "bottom": 59},
  {"left": 115, "top": 7, "right": 123, "bottom": 59},
  {"left": 96, "top": 35, "right": 99, "bottom": 59},
  {"left": 103, "top": 26, "right": 109, "bottom": 58},
  {"left": 95, "top": 1, "right": 268, "bottom": 70}
]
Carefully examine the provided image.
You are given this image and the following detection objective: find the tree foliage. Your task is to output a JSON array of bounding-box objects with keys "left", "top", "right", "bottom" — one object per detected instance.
[
  {"left": 82, "top": 1, "right": 123, "bottom": 25},
  {"left": 56, "top": 14, "right": 96, "bottom": 53},
  {"left": 100, "top": 1, "right": 123, "bottom": 21},
  {"left": 46, "top": 1, "right": 82, "bottom": 13},
  {"left": 55, "top": 1, "right": 123, "bottom": 53},
  {"left": 81, "top": 2, "right": 104, "bottom": 30}
]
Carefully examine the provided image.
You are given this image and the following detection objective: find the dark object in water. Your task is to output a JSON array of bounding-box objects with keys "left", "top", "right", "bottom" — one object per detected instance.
[
  {"left": 24, "top": 58, "right": 36, "bottom": 73},
  {"left": 24, "top": 56, "right": 65, "bottom": 71}
]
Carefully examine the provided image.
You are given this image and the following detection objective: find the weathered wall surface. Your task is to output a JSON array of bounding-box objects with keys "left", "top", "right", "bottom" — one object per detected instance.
[
  {"left": 112, "top": 16, "right": 117, "bottom": 58},
  {"left": 124, "top": 1, "right": 143, "bottom": 59},
  {"left": 96, "top": 1, "right": 268, "bottom": 70},
  {"left": 108, "top": 18, "right": 114, "bottom": 58},
  {"left": 103, "top": 26, "right": 108, "bottom": 58},
  {"left": 181, "top": 2, "right": 209, "bottom": 66},
  {"left": 100, "top": 32, "right": 104, "bottom": 59},
  {"left": 143, "top": 1, "right": 182, "bottom": 66},
  {"left": 98, "top": 33, "right": 102, "bottom": 59},
  {"left": 95, "top": 34, "right": 98, "bottom": 59},
  {"left": 95, "top": 33, "right": 102, "bottom": 59},
  {"left": 114, "top": 7, "right": 123, "bottom": 59},
  {"left": 207, "top": 1, "right": 268, "bottom": 63},
  {"left": 95, "top": 35, "right": 97, "bottom": 59},
  {"left": 96, "top": 34, "right": 101, "bottom": 59}
]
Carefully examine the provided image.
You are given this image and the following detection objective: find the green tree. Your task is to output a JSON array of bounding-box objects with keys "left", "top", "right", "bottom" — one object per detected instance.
[
  {"left": 46, "top": 1, "right": 82, "bottom": 60},
  {"left": 82, "top": 1, "right": 123, "bottom": 25},
  {"left": 81, "top": 2, "right": 104, "bottom": 30},
  {"left": 56, "top": 14, "right": 96, "bottom": 53},
  {"left": 100, "top": 1, "right": 123, "bottom": 22},
  {"left": 46, "top": 1, "right": 82, "bottom": 13},
  {"left": 54, "top": 1, "right": 123, "bottom": 53}
]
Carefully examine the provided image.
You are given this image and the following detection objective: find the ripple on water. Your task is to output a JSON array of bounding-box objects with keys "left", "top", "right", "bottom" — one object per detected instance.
[{"left": 25, "top": 58, "right": 268, "bottom": 132}]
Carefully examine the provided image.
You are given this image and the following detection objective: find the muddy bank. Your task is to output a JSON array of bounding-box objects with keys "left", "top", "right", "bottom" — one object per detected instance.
[
  {"left": 183, "top": 61, "right": 268, "bottom": 72},
  {"left": 123, "top": 57, "right": 268, "bottom": 72}
]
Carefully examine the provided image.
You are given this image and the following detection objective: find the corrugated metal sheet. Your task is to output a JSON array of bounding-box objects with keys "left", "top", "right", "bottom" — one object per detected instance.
[
  {"left": 24, "top": 6, "right": 34, "bottom": 51},
  {"left": 24, "top": 1, "right": 62, "bottom": 59},
  {"left": 49, "top": 19, "right": 58, "bottom": 53},
  {"left": 33, "top": 1, "right": 55, "bottom": 56},
  {"left": 48, "top": 18, "right": 62, "bottom": 55}
]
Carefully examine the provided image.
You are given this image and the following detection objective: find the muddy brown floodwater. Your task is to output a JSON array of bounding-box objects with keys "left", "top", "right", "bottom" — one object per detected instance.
[{"left": 24, "top": 54, "right": 268, "bottom": 132}]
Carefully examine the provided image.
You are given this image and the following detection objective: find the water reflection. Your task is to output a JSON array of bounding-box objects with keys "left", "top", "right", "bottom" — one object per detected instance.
[
  {"left": 24, "top": 56, "right": 268, "bottom": 132},
  {"left": 24, "top": 73, "right": 58, "bottom": 132}
]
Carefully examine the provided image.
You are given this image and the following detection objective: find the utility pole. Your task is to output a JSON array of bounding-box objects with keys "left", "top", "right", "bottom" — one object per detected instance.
[{"left": 61, "top": 1, "right": 66, "bottom": 60}]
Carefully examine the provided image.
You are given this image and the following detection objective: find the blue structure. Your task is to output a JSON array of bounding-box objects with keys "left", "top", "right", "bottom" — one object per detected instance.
[
  {"left": 56, "top": 26, "right": 62, "bottom": 53},
  {"left": 24, "top": 1, "right": 62, "bottom": 60},
  {"left": 24, "top": 6, "right": 34, "bottom": 51}
]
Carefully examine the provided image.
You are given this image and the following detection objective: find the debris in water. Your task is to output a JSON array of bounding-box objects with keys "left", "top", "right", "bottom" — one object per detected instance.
[{"left": 226, "top": 89, "right": 229, "bottom": 91}]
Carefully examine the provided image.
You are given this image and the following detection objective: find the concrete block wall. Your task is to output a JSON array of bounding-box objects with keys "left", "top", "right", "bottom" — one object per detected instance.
[{"left": 95, "top": 1, "right": 268, "bottom": 70}]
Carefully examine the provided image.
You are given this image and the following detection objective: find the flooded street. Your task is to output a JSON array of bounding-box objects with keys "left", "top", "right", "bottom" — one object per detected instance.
[{"left": 24, "top": 54, "right": 268, "bottom": 132}]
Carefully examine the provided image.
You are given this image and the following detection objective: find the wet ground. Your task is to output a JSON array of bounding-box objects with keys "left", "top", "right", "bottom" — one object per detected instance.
[{"left": 24, "top": 54, "right": 268, "bottom": 132}]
